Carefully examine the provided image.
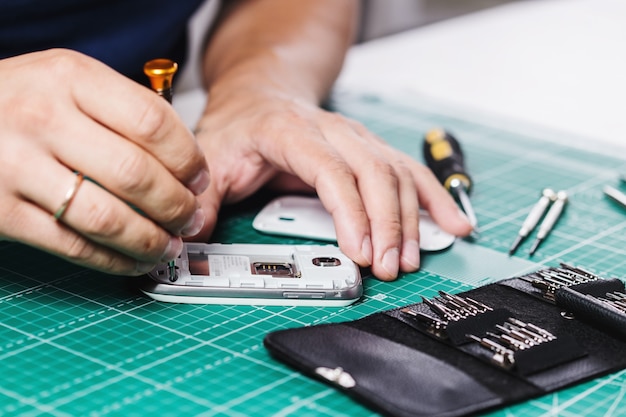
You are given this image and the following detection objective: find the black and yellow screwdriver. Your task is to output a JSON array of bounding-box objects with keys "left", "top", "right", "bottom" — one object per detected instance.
[{"left": 423, "top": 128, "right": 478, "bottom": 231}]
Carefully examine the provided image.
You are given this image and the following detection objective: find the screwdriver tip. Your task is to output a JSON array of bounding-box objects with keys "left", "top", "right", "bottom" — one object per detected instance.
[
  {"left": 508, "top": 235, "right": 523, "bottom": 256},
  {"left": 529, "top": 238, "right": 542, "bottom": 256},
  {"left": 463, "top": 227, "right": 480, "bottom": 242}
]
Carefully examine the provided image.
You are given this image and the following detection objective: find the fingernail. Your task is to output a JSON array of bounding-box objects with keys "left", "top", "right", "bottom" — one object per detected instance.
[
  {"left": 457, "top": 208, "right": 471, "bottom": 224},
  {"left": 401, "top": 239, "right": 420, "bottom": 270},
  {"left": 181, "top": 208, "right": 205, "bottom": 237},
  {"left": 187, "top": 169, "right": 210, "bottom": 195},
  {"left": 361, "top": 236, "right": 373, "bottom": 265},
  {"left": 381, "top": 248, "right": 400, "bottom": 278},
  {"left": 161, "top": 236, "right": 183, "bottom": 262},
  {"left": 136, "top": 261, "right": 156, "bottom": 274}
]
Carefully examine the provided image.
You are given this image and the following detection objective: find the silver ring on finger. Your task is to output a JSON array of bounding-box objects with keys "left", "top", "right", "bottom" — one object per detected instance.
[{"left": 53, "top": 172, "right": 85, "bottom": 221}]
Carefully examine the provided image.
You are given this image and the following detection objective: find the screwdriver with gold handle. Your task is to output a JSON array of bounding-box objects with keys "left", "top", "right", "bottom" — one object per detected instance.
[
  {"left": 144, "top": 58, "right": 179, "bottom": 281},
  {"left": 144, "top": 58, "right": 178, "bottom": 104},
  {"left": 423, "top": 128, "right": 478, "bottom": 231}
]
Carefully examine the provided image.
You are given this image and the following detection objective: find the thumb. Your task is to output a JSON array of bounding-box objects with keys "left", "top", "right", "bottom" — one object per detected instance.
[{"left": 188, "top": 181, "right": 223, "bottom": 242}]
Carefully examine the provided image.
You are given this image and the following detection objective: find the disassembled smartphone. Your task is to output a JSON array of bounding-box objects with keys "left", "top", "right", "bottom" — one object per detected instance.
[{"left": 140, "top": 243, "right": 363, "bottom": 306}]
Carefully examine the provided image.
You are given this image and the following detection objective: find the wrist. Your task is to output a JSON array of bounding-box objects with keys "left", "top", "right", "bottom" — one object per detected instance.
[{"left": 204, "top": 54, "right": 323, "bottom": 108}]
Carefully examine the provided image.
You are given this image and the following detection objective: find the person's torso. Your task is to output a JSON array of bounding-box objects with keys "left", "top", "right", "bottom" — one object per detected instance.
[{"left": 0, "top": 0, "right": 206, "bottom": 83}]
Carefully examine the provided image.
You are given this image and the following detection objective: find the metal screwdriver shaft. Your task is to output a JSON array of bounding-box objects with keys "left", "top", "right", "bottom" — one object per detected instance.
[
  {"left": 509, "top": 188, "right": 556, "bottom": 255},
  {"left": 529, "top": 190, "right": 568, "bottom": 256},
  {"left": 144, "top": 59, "right": 179, "bottom": 281},
  {"left": 603, "top": 185, "right": 626, "bottom": 210}
]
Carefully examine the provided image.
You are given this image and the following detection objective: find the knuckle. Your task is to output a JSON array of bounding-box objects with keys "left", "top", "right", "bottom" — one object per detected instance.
[
  {"left": 394, "top": 160, "right": 414, "bottom": 179},
  {"left": 0, "top": 201, "right": 27, "bottom": 238},
  {"left": 113, "top": 151, "right": 153, "bottom": 194},
  {"left": 158, "top": 196, "right": 193, "bottom": 229},
  {"left": 10, "top": 95, "right": 54, "bottom": 132},
  {"left": 382, "top": 217, "right": 403, "bottom": 237},
  {"left": 134, "top": 99, "right": 169, "bottom": 142},
  {"left": 172, "top": 140, "right": 205, "bottom": 182},
  {"left": 62, "top": 233, "right": 98, "bottom": 264},
  {"left": 6, "top": 50, "right": 90, "bottom": 134},
  {"left": 256, "top": 108, "right": 305, "bottom": 138},
  {"left": 369, "top": 158, "right": 397, "bottom": 183},
  {"left": 314, "top": 158, "right": 353, "bottom": 188},
  {"left": 138, "top": 229, "right": 166, "bottom": 256},
  {"left": 45, "top": 49, "right": 90, "bottom": 81},
  {"left": 81, "top": 202, "right": 125, "bottom": 238},
  {"left": 324, "top": 112, "right": 360, "bottom": 133},
  {"left": 324, "top": 111, "right": 346, "bottom": 125}
]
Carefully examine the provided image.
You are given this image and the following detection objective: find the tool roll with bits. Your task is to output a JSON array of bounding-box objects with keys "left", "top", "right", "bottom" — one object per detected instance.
[{"left": 263, "top": 264, "right": 626, "bottom": 417}]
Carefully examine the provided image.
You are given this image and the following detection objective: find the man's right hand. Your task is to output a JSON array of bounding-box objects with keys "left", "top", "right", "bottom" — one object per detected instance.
[{"left": 0, "top": 49, "right": 210, "bottom": 275}]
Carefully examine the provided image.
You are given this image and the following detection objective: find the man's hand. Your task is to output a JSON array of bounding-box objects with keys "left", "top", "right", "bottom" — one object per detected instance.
[
  {"left": 193, "top": 0, "right": 472, "bottom": 280},
  {"left": 193, "top": 90, "right": 473, "bottom": 280},
  {"left": 0, "top": 49, "right": 210, "bottom": 275}
]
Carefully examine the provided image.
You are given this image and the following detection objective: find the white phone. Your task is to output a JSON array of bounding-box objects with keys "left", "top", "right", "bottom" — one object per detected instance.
[
  {"left": 140, "top": 243, "right": 363, "bottom": 306},
  {"left": 253, "top": 196, "right": 456, "bottom": 252}
]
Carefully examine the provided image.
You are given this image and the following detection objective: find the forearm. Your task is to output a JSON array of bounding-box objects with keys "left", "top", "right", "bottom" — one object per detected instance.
[{"left": 202, "top": 0, "right": 359, "bottom": 105}]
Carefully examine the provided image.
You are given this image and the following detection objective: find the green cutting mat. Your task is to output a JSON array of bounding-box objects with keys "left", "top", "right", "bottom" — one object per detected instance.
[{"left": 2, "top": 91, "right": 626, "bottom": 417}]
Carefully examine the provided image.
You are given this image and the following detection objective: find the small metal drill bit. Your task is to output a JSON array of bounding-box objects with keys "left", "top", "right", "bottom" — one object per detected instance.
[
  {"left": 529, "top": 190, "right": 568, "bottom": 255},
  {"left": 487, "top": 332, "right": 530, "bottom": 350},
  {"left": 438, "top": 291, "right": 480, "bottom": 315},
  {"left": 401, "top": 308, "right": 448, "bottom": 329},
  {"left": 559, "top": 263, "right": 599, "bottom": 281},
  {"left": 467, "top": 334, "right": 515, "bottom": 368},
  {"left": 422, "top": 296, "right": 463, "bottom": 321},
  {"left": 507, "top": 318, "right": 556, "bottom": 341},
  {"left": 495, "top": 324, "right": 537, "bottom": 346},
  {"left": 463, "top": 296, "right": 493, "bottom": 312},
  {"left": 509, "top": 188, "right": 556, "bottom": 255},
  {"left": 505, "top": 323, "right": 548, "bottom": 343}
]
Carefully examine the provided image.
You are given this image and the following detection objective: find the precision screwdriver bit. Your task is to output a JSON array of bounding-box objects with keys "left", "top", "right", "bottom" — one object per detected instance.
[
  {"left": 529, "top": 190, "right": 568, "bottom": 255},
  {"left": 509, "top": 188, "right": 556, "bottom": 255}
]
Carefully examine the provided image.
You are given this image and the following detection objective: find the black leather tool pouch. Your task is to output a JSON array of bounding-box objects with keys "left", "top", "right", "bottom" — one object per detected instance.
[{"left": 264, "top": 269, "right": 626, "bottom": 417}]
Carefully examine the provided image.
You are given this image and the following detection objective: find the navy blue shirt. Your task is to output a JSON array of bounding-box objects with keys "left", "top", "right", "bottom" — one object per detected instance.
[{"left": 0, "top": 0, "right": 206, "bottom": 84}]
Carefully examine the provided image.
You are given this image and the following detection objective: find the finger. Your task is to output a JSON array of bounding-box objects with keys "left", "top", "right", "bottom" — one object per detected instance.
[
  {"left": 318, "top": 114, "right": 404, "bottom": 280},
  {"left": 393, "top": 161, "right": 422, "bottom": 273},
  {"left": 349, "top": 119, "right": 472, "bottom": 237},
  {"left": 48, "top": 50, "right": 209, "bottom": 193},
  {"left": 345, "top": 120, "right": 422, "bottom": 275},
  {"left": 16, "top": 154, "right": 184, "bottom": 265},
  {"left": 193, "top": 176, "right": 225, "bottom": 242},
  {"left": 3, "top": 199, "right": 157, "bottom": 275},
  {"left": 261, "top": 128, "right": 373, "bottom": 267},
  {"left": 47, "top": 110, "right": 205, "bottom": 237},
  {"left": 412, "top": 163, "right": 473, "bottom": 236}
]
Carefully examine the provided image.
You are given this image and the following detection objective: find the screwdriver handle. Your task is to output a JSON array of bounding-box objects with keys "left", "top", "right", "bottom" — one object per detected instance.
[
  {"left": 144, "top": 58, "right": 178, "bottom": 103},
  {"left": 423, "top": 128, "right": 472, "bottom": 193},
  {"left": 519, "top": 189, "right": 556, "bottom": 237},
  {"left": 536, "top": 191, "right": 567, "bottom": 239}
]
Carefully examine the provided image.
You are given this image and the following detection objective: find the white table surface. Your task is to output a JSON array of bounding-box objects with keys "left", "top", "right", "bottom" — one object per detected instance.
[{"left": 335, "top": 0, "right": 626, "bottom": 152}]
